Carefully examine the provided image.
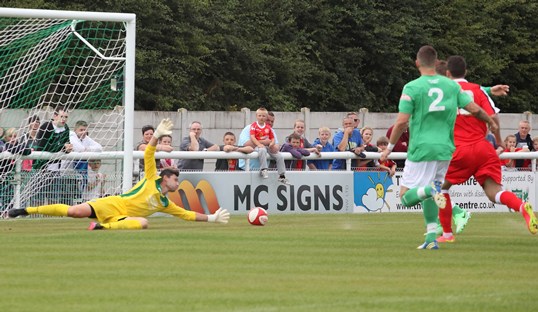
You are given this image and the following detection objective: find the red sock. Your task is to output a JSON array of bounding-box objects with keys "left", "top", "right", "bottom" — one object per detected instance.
[
  {"left": 499, "top": 191, "right": 523, "bottom": 212},
  {"left": 439, "top": 193, "right": 453, "bottom": 233}
]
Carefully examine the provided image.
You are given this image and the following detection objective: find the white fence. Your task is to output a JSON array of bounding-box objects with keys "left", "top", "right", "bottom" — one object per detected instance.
[{"left": 0, "top": 151, "right": 536, "bottom": 216}]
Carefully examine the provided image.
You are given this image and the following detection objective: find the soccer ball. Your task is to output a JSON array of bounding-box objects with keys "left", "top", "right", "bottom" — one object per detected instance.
[{"left": 248, "top": 207, "right": 268, "bottom": 226}]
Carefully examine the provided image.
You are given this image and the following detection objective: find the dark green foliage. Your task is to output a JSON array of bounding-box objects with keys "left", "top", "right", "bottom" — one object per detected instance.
[{"left": 2, "top": 0, "right": 537, "bottom": 113}]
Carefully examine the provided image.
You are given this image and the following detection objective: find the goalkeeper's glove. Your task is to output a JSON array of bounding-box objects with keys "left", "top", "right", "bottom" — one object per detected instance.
[
  {"left": 207, "top": 208, "right": 230, "bottom": 224},
  {"left": 153, "top": 118, "right": 174, "bottom": 139}
]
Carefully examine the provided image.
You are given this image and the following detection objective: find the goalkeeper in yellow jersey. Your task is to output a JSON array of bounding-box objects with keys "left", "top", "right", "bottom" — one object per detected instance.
[{"left": 8, "top": 118, "right": 230, "bottom": 230}]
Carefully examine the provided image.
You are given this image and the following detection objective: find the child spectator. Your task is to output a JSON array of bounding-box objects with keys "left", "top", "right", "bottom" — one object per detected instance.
[
  {"left": 281, "top": 133, "right": 311, "bottom": 170},
  {"left": 84, "top": 159, "right": 106, "bottom": 201},
  {"left": 501, "top": 134, "right": 529, "bottom": 170},
  {"left": 286, "top": 119, "right": 320, "bottom": 170},
  {"left": 308, "top": 127, "right": 334, "bottom": 170},
  {"left": 244, "top": 107, "right": 288, "bottom": 184},
  {"left": 158, "top": 134, "right": 176, "bottom": 168},
  {"left": 357, "top": 126, "right": 379, "bottom": 168},
  {"left": 376, "top": 136, "right": 397, "bottom": 177},
  {"left": 215, "top": 132, "right": 254, "bottom": 171}
]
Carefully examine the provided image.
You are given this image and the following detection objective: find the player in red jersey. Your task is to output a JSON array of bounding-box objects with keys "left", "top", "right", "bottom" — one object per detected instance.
[{"left": 436, "top": 56, "right": 537, "bottom": 242}]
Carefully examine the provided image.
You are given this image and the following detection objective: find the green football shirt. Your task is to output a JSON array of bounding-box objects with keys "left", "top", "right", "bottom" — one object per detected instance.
[{"left": 399, "top": 74, "right": 472, "bottom": 162}]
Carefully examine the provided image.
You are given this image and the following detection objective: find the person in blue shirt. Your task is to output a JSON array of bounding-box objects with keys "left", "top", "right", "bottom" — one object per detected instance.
[{"left": 332, "top": 117, "right": 364, "bottom": 170}]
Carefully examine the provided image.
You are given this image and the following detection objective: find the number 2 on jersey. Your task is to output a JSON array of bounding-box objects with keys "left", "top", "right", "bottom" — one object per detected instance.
[{"left": 428, "top": 88, "right": 445, "bottom": 112}]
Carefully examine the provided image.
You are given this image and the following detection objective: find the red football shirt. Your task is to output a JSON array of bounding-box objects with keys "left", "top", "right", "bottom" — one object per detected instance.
[
  {"left": 453, "top": 79, "right": 498, "bottom": 147},
  {"left": 250, "top": 122, "right": 274, "bottom": 141}
]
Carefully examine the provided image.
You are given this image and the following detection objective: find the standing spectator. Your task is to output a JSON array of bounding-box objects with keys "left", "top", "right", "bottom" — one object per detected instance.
[
  {"left": 84, "top": 159, "right": 106, "bottom": 201},
  {"left": 358, "top": 126, "right": 379, "bottom": 168},
  {"left": 136, "top": 125, "right": 173, "bottom": 175},
  {"left": 532, "top": 137, "right": 538, "bottom": 171},
  {"left": 386, "top": 124, "right": 409, "bottom": 169},
  {"left": 380, "top": 45, "right": 497, "bottom": 250},
  {"left": 30, "top": 107, "right": 74, "bottom": 205},
  {"left": 514, "top": 120, "right": 533, "bottom": 168},
  {"left": 0, "top": 128, "right": 32, "bottom": 210},
  {"left": 19, "top": 115, "right": 40, "bottom": 171},
  {"left": 281, "top": 133, "right": 311, "bottom": 170},
  {"left": 243, "top": 107, "right": 288, "bottom": 184},
  {"left": 215, "top": 132, "right": 253, "bottom": 171},
  {"left": 177, "top": 121, "right": 219, "bottom": 171},
  {"left": 332, "top": 117, "right": 365, "bottom": 170},
  {"left": 285, "top": 119, "right": 320, "bottom": 170},
  {"left": 308, "top": 127, "right": 335, "bottom": 170},
  {"left": 347, "top": 112, "right": 361, "bottom": 129},
  {"left": 33, "top": 107, "right": 73, "bottom": 170},
  {"left": 501, "top": 134, "right": 529, "bottom": 170},
  {"left": 68, "top": 120, "right": 103, "bottom": 171},
  {"left": 376, "top": 136, "right": 396, "bottom": 177},
  {"left": 158, "top": 134, "right": 176, "bottom": 168}
]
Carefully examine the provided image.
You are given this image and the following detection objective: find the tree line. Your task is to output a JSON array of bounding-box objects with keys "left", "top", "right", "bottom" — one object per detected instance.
[{"left": 3, "top": 0, "right": 538, "bottom": 113}]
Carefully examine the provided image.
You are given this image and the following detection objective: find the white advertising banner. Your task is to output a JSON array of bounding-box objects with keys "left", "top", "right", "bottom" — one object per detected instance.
[
  {"left": 170, "top": 171, "right": 355, "bottom": 214},
  {"left": 168, "top": 170, "right": 534, "bottom": 214}
]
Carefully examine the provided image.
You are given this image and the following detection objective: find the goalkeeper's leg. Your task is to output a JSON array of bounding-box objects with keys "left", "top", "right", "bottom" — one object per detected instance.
[
  {"left": 89, "top": 217, "right": 147, "bottom": 230},
  {"left": 10, "top": 203, "right": 93, "bottom": 218}
]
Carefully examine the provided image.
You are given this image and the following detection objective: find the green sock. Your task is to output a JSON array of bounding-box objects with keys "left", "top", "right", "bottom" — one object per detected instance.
[
  {"left": 402, "top": 185, "right": 433, "bottom": 207},
  {"left": 422, "top": 198, "right": 439, "bottom": 243},
  {"left": 452, "top": 204, "right": 464, "bottom": 216}
]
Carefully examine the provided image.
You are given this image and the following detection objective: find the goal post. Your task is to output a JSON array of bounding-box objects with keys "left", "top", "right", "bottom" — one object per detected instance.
[{"left": 0, "top": 8, "right": 136, "bottom": 213}]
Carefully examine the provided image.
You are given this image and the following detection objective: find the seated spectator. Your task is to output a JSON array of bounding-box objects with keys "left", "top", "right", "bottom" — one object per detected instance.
[
  {"left": 215, "top": 132, "right": 254, "bottom": 171},
  {"left": 501, "top": 134, "right": 529, "bottom": 170},
  {"left": 238, "top": 111, "right": 278, "bottom": 170},
  {"left": 285, "top": 119, "right": 320, "bottom": 170},
  {"left": 177, "top": 121, "right": 219, "bottom": 171},
  {"left": 308, "top": 127, "right": 335, "bottom": 170},
  {"left": 19, "top": 115, "right": 40, "bottom": 171},
  {"left": 376, "top": 136, "right": 397, "bottom": 177},
  {"left": 514, "top": 120, "right": 533, "bottom": 168},
  {"left": 158, "top": 135, "right": 176, "bottom": 168},
  {"left": 332, "top": 117, "right": 365, "bottom": 170},
  {"left": 243, "top": 107, "right": 288, "bottom": 184},
  {"left": 281, "top": 133, "right": 311, "bottom": 170},
  {"left": 84, "top": 159, "right": 106, "bottom": 201}
]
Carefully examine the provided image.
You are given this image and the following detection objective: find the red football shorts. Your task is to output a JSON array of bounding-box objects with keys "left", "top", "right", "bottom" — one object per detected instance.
[{"left": 445, "top": 140, "right": 502, "bottom": 186}]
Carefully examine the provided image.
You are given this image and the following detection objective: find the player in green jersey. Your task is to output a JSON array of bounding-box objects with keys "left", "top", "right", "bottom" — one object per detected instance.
[{"left": 380, "top": 45, "right": 498, "bottom": 250}]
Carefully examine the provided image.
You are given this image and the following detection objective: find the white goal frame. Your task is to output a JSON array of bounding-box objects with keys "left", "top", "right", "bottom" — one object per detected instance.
[{"left": 0, "top": 7, "right": 136, "bottom": 193}]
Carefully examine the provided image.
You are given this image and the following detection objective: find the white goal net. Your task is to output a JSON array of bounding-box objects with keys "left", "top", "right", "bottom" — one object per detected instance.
[{"left": 0, "top": 8, "right": 136, "bottom": 216}]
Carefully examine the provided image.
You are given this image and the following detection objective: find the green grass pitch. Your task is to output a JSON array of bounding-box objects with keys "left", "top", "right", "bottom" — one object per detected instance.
[{"left": 1, "top": 213, "right": 536, "bottom": 312}]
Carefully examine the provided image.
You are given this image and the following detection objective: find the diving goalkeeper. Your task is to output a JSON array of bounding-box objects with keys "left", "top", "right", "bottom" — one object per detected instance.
[{"left": 8, "top": 118, "right": 230, "bottom": 230}]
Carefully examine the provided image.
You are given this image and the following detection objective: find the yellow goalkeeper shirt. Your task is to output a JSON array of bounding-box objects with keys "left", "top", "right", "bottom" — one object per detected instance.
[{"left": 117, "top": 144, "right": 196, "bottom": 220}]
